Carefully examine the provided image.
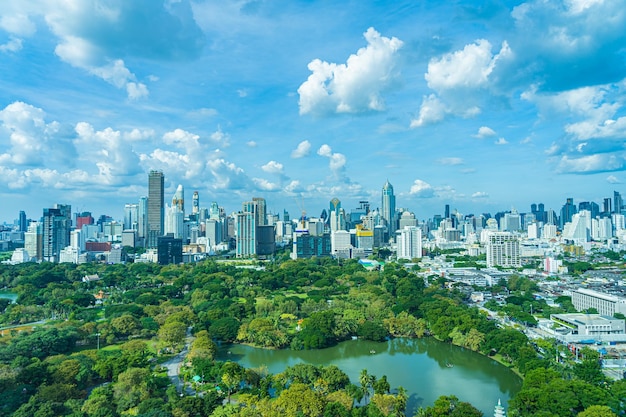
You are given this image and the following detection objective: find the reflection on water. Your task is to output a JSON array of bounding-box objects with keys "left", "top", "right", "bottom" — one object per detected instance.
[{"left": 216, "top": 338, "right": 522, "bottom": 416}]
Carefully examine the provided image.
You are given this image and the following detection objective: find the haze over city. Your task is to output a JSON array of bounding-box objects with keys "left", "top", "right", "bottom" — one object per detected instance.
[{"left": 1, "top": 0, "right": 626, "bottom": 221}]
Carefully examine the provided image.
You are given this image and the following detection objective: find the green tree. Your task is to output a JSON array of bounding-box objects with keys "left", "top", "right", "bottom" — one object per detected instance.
[{"left": 158, "top": 321, "right": 187, "bottom": 349}]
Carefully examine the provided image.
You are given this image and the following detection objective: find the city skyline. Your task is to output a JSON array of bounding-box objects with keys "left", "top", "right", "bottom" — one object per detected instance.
[{"left": 2, "top": 1, "right": 626, "bottom": 220}]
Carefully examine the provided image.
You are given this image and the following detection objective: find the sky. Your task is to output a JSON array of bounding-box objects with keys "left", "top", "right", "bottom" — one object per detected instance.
[{"left": 1, "top": 0, "right": 626, "bottom": 223}]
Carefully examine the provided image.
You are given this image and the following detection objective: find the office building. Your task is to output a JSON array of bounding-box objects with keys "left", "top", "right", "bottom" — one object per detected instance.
[
  {"left": 42, "top": 205, "right": 71, "bottom": 262},
  {"left": 571, "top": 288, "right": 626, "bottom": 316},
  {"left": 381, "top": 180, "right": 396, "bottom": 234},
  {"left": 172, "top": 184, "right": 184, "bottom": 212},
  {"left": 614, "top": 191, "right": 623, "bottom": 214},
  {"left": 560, "top": 198, "right": 577, "bottom": 229},
  {"left": 138, "top": 196, "right": 148, "bottom": 239},
  {"left": 157, "top": 233, "right": 183, "bottom": 265},
  {"left": 192, "top": 191, "right": 199, "bottom": 215},
  {"left": 123, "top": 203, "right": 138, "bottom": 231},
  {"left": 147, "top": 170, "right": 164, "bottom": 248},
  {"left": 293, "top": 232, "right": 331, "bottom": 259}
]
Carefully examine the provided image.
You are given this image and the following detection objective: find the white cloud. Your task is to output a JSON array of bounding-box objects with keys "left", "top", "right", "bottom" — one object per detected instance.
[
  {"left": 607, "top": 175, "right": 621, "bottom": 184},
  {"left": 126, "top": 82, "right": 149, "bottom": 100},
  {"left": 317, "top": 144, "right": 347, "bottom": 173},
  {"left": 246, "top": 141, "right": 257, "bottom": 147},
  {"left": 409, "top": 179, "right": 435, "bottom": 198},
  {"left": 474, "top": 126, "right": 497, "bottom": 138},
  {"left": 210, "top": 127, "right": 231, "bottom": 147},
  {"left": 495, "top": 138, "right": 508, "bottom": 145},
  {"left": 0, "top": 36, "right": 22, "bottom": 53},
  {"left": 0, "top": 101, "right": 72, "bottom": 166},
  {"left": 0, "top": 13, "right": 36, "bottom": 36},
  {"left": 74, "top": 122, "right": 143, "bottom": 183},
  {"left": 261, "top": 160, "right": 284, "bottom": 174},
  {"left": 291, "top": 140, "right": 311, "bottom": 158},
  {"left": 557, "top": 154, "right": 626, "bottom": 173},
  {"left": 437, "top": 157, "right": 464, "bottom": 166},
  {"left": 253, "top": 178, "right": 280, "bottom": 191},
  {"left": 298, "top": 27, "right": 403, "bottom": 115},
  {"left": 472, "top": 191, "right": 489, "bottom": 198},
  {"left": 410, "top": 94, "right": 447, "bottom": 128},
  {"left": 425, "top": 39, "right": 511, "bottom": 91}
]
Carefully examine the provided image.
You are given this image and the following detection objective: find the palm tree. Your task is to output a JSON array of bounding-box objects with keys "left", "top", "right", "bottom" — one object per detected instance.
[{"left": 360, "top": 369, "right": 374, "bottom": 404}]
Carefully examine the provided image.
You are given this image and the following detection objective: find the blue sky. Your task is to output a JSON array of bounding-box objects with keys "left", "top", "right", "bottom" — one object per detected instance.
[{"left": 1, "top": 0, "right": 626, "bottom": 223}]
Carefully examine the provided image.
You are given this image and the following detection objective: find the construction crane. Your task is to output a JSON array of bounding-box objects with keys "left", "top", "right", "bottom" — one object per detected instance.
[{"left": 294, "top": 195, "right": 307, "bottom": 231}]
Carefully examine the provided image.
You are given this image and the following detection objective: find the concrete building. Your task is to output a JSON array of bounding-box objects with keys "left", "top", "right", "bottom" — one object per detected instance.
[
  {"left": 571, "top": 288, "right": 626, "bottom": 316},
  {"left": 331, "top": 230, "right": 351, "bottom": 254},
  {"left": 486, "top": 232, "right": 521, "bottom": 268},
  {"left": 147, "top": 171, "right": 164, "bottom": 248},
  {"left": 549, "top": 313, "right": 626, "bottom": 343},
  {"left": 397, "top": 226, "right": 422, "bottom": 260}
]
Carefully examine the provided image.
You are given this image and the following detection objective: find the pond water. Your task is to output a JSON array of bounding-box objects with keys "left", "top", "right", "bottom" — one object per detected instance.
[
  {"left": 0, "top": 291, "right": 17, "bottom": 303},
  {"left": 216, "top": 337, "right": 522, "bottom": 416}
]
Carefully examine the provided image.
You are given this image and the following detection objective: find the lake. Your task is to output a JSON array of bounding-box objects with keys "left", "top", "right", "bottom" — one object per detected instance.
[
  {"left": 0, "top": 291, "right": 17, "bottom": 303},
  {"left": 216, "top": 337, "right": 522, "bottom": 416}
]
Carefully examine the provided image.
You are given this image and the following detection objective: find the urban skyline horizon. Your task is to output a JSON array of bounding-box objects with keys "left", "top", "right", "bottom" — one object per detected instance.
[{"left": 4, "top": 175, "right": 626, "bottom": 227}]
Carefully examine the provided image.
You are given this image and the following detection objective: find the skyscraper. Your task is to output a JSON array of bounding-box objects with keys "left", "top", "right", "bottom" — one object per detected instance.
[
  {"left": 42, "top": 205, "right": 71, "bottom": 262},
  {"left": 381, "top": 180, "right": 396, "bottom": 234},
  {"left": 192, "top": 191, "right": 199, "bottom": 215},
  {"left": 138, "top": 196, "right": 148, "bottom": 239},
  {"left": 614, "top": 191, "right": 623, "bottom": 214},
  {"left": 18, "top": 210, "right": 27, "bottom": 232},
  {"left": 172, "top": 184, "right": 184, "bottom": 212},
  {"left": 124, "top": 203, "right": 138, "bottom": 230},
  {"left": 147, "top": 170, "right": 164, "bottom": 248},
  {"left": 559, "top": 198, "right": 577, "bottom": 229}
]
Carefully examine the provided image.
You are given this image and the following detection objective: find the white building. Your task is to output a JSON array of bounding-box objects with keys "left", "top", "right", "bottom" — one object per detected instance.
[
  {"left": 165, "top": 205, "right": 184, "bottom": 239},
  {"left": 486, "top": 232, "right": 521, "bottom": 268},
  {"left": 331, "top": 230, "right": 351, "bottom": 254},
  {"left": 59, "top": 246, "right": 80, "bottom": 264},
  {"left": 543, "top": 224, "right": 557, "bottom": 239},
  {"left": 397, "top": 226, "right": 422, "bottom": 260},
  {"left": 571, "top": 288, "right": 626, "bottom": 316},
  {"left": 527, "top": 222, "right": 540, "bottom": 239}
]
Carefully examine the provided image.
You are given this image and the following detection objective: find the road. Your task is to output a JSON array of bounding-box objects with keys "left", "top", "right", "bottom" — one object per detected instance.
[{"left": 163, "top": 327, "right": 195, "bottom": 396}]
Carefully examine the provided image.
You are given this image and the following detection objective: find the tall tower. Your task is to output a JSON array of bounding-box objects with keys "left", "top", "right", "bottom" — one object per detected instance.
[
  {"left": 42, "top": 205, "right": 71, "bottom": 262},
  {"left": 614, "top": 191, "right": 623, "bottom": 214},
  {"left": 172, "top": 184, "right": 184, "bottom": 213},
  {"left": 192, "top": 191, "right": 199, "bottom": 215},
  {"left": 18, "top": 210, "right": 27, "bottom": 232},
  {"left": 381, "top": 180, "right": 396, "bottom": 234},
  {"left": 236, "top": 201, "right": 257, "bottom": 258},
  {"left": 147, "top": 170, "right": 164, "bottom": 248},
  {"left": 138, "top": 196, "right": 148, "bottom": 239},
  {"left": 252, "top": 197, "right": 267, "bottom": 226}
]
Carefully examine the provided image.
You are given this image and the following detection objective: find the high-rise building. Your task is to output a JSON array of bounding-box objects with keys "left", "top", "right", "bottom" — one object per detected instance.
[
  {"left": 252, "top": 197, "right": 267, "bottom": 226},
  {"left": 24, "top": 222, "right": 42, "bottom": 261},
  {"left": 486, "top": 232, "right": 521, "bottom": 268},
  {"left": 397, "top": 226, "right": 422, "bottom": 260},
  {"left": 614, "top": 191, "right": 623, "bottom": 214},
  {"left": 381, "top": 181, "right": 396, "bottom": 234},
  {"left": 18, "top": 210, "right": 27, "bottom": 232},
  {"left": 603, "top": 198, "right": 612, "bottom": 216},
  {"left": 147, "top": 170, "right": 164, "bottom": 248},
  {"left": 138, "top": 196, "right": 148, "bottom": 239},
  {"left": 157, "top": 233, "right": 183, "bottom": 265},
  {"left": 192, "top": 191, "right": 199, "bottom": 215},
  {"left": 560, "top": 198, "right": 577, "bottom": 229},
  {"left": 123, "top": 203, "right": 138, "bottom": 231},
  {"left": 236, "top": 207, "right": 256, "bottom": 258},
  {"left": 172, "top": 184, "right": 184, "bottom": 213},
  {"left": 42, "top": 205, "right": 71, "bottom": 262}
]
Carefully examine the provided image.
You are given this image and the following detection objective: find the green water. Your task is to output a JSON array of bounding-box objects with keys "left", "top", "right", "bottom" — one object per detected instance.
[
  {"left": 217, "top": 337, "right": 521, "bottom": 416},
  {"left": 0, "top": 292, "right": 17, "bottom": 303}
]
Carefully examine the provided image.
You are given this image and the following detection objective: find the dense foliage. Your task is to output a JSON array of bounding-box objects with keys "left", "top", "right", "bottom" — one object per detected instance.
[{"left": 0, "top": 258, "right": 620, "bottom": 416}]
